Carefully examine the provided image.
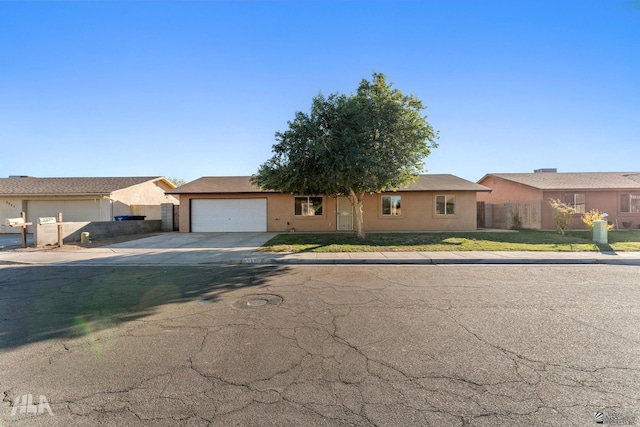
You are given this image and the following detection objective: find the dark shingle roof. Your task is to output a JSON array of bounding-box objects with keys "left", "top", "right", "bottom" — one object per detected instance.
[
  {"left": 168, "top": 175, "right": 490, "bottom": 194},
  {"left": 0, "top": 177, "right": 168, "bottom": 196},
  {"left": 481, "top": 172, "right": 640, "bottom": 190},
  {"left": 168, "top": 176, "right": 270, "bottom": 194}
]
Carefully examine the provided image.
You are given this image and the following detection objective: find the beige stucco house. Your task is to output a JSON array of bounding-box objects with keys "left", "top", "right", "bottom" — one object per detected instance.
[
  {"left": 477, "top": 171, "right": 640, "bottom": 230},
  {"left": 168, "top": 175, "right": 490, "bottom": 233},
  {"left": 1, "top": 176, "right": 177, "bottom": 233}
]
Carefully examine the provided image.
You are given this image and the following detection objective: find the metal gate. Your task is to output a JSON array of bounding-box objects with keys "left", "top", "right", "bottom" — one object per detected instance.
[{"left": 337, "top": 197, "right": 353, "bottom": 231}]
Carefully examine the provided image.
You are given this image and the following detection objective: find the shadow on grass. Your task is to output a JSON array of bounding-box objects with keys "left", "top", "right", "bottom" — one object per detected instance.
[{"left": 0, "top": 264, "right": 290, "bottom": 351}]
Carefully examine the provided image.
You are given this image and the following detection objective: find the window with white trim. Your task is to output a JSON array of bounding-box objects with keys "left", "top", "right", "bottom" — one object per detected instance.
[
  {"left": 435, "top": 195, "right": 456, "bottom": 215},
  {"left": 294, "top": 197, "right": 323, "bottom": 216},
  {"left": 564, "top": 193, "right": 586, "bottom": 214},
  {"left": 381, "top": 195, "right": 401, "bottom": 216},
  {"left": 620, "top": 193, "right": 640, "bottom": 213}
]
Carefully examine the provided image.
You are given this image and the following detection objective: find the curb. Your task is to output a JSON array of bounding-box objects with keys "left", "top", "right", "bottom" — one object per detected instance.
[{"left": 241, "top": 257, "right": 640, "bottom": 266}]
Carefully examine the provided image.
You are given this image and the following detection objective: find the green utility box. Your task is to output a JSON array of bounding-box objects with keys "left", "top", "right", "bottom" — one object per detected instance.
[{"left": 592, "top": 220, "right": 608, "bottom": 244}]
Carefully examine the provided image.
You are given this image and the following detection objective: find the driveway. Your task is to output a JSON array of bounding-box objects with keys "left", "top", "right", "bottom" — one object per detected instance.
[{"left": 0, "top": 232, "right": 277, "bottom": 266}]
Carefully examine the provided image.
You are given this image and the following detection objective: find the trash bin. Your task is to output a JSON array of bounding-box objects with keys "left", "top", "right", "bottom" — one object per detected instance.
[
  {"left": 592, "top": 220, "right": 608, "bottom": 244},
  {"left": 114, "top": 215, "right": 146, "bottom": 221}
]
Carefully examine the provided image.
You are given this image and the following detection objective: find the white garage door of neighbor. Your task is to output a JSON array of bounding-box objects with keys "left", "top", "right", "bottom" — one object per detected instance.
[{"left": 191, "top": 199, "right": 267, "bottom": 232}]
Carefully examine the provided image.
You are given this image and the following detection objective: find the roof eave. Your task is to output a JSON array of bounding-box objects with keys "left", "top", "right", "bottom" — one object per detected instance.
[
  {"left": 110, "top": 177, "right": 176, "bottom": 194},
  {"left": 3, "top": 192, "right": 113, "bottom": 197},
  {"left": 166, "top": 190, "right": 275, "bottom": 195}
]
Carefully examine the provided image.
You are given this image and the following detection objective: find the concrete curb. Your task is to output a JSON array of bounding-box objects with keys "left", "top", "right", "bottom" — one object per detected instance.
[{"left": 240, "top": 256, "right": 640, "bottom": 266}]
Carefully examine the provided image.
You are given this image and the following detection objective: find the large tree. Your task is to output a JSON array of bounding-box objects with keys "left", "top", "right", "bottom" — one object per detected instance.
[{"left": 252, "top": 72, "right": 438, "bottom": 238}]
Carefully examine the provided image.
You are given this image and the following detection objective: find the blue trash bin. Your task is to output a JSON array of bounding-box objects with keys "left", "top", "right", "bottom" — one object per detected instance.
[{"left": 114, "top": 215, "right": 146, "bottom": 221}]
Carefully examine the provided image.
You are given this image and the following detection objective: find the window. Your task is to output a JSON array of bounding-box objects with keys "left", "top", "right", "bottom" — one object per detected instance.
[
  {"left": 381, "top": 195, "right": 401, "bottom": 216},
  {"left": 620, "top": 193, "right": 640, "bottom": 213},
  {"left": 294, "top": 197, "right": 323, "bottom": 216},
  {"left": 564, "top": 193, "right": 585, "bottom": 214},
  {"left": 435, "top": 195, "right": 456, "bottom": 215}
]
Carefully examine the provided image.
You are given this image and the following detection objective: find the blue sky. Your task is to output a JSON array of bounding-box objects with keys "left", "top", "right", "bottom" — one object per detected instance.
[{"left": 1, "top": 0, "right": 638, "bottom": 183}]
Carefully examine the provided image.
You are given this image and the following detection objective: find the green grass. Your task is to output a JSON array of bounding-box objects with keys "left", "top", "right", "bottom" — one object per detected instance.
[{"left": 258, "top": 229, "right": 640, "bottom": 253}]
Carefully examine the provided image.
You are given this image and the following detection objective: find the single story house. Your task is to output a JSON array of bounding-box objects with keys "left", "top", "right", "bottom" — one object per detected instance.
[
  {"left": 1, "top": 176, "right": 178, "bottom": 233},
  {"left": 167, "top": 174, "right": 491, "bottom": 233},
  {"left": 477, "top": 170, "right": 640, "bottom": 230}
]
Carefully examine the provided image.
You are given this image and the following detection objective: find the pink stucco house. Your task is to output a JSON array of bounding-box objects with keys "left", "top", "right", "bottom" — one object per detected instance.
[{"left": 477, "top": 170, "right": 640, "bottom": 230}]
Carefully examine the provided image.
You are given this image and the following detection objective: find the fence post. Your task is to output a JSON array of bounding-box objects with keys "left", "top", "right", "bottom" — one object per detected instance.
[
  {"left": 57, "top": 212, "right": 63, "bottom": 247},
  {"left": 21, "top": 211, "right": 27, "bottom": 248}
]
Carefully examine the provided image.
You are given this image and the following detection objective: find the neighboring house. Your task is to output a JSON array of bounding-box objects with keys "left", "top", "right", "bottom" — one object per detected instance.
[
  {"left": 1, "top": 176, "right": 178, "bottom": 233},
  {"left": 477, "top": 170, "right": 640, "bottom": 230},
  {"left": 167, "top": 175, "right": 490, "bottom": 233}
]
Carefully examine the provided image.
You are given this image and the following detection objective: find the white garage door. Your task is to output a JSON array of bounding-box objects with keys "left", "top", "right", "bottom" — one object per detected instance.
[{"left": 191, "top": 199, "right": 267, "bottom": 232}]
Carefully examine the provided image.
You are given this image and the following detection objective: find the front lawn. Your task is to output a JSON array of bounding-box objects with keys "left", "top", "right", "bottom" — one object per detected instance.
[{"left": 258, "top": 229, "right": 640, "bottom": 253}]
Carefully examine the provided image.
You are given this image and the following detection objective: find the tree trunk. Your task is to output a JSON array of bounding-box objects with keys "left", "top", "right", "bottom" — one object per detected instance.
[{"left": 349, "top": 189, "right": 366, "bottom": 239}]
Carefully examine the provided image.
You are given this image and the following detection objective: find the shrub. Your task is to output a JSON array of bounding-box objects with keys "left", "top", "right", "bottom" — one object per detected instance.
[
  {"left": 549, "top": 198, "right": 574, "bottom": 235},
  {"left": 582, "top": 209, "right": 614, "bottom": 231}
]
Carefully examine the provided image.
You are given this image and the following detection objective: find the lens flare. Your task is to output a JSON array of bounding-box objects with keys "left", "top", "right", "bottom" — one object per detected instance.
[{"left": 72, "top": 315, "right": 114, "bottom": 358}]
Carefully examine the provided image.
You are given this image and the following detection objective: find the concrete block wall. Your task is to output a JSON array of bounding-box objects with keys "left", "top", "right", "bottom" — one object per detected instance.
[
  {"left": 161, "top": 203, "right": 174, "bottom": 231},
  {"left": 35, "top": 220, "right": 161, "bottom": 247}
]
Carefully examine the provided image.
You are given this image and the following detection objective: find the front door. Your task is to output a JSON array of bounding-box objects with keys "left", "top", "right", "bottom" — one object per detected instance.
[{"left": 336, "top": 196, "right": 353, "bottom": 231}]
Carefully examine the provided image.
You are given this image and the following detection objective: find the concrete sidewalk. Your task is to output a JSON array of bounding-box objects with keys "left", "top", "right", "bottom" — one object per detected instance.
[
  {"left": 244, "top": 250, "right": 640, "bottom": 265},
  {"left": 3, "top": 232, "right": 639, "bottom": 266},
  {"left": 2, "top": 247, "right": 640, "bottom": 266}
]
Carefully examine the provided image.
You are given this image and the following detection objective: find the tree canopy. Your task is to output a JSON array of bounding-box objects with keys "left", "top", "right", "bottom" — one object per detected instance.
[
  {"left": 252, "top": 72, "right": 438, "bottom": 238},
  {"left": 167, "top": 177, "right": 187, "bottom": 187}
]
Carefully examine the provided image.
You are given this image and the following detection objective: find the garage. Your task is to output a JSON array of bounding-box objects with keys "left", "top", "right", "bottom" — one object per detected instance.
[{"left": 191, "top": 198, "right": 267, "bottom": 232}]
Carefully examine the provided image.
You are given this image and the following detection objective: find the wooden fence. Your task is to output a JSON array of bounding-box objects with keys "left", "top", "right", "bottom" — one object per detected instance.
[{"left": 478, "top": 202, "right": 542, "bottom": 230}]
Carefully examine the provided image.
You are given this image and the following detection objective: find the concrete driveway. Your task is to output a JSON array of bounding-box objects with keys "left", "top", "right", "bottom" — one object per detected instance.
[
  {"left": 0, "top": 232, "right": 277, "bottom": 266},
  {"left": 105, "top": 232, "right": 276, "bottom": 250}
]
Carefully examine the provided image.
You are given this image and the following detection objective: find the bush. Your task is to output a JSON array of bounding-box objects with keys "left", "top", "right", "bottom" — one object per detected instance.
[
  {"left": 582, "top": 209, "right": 614, "bottom": 231},
  {"left": 550, "top": 198, "right": 574, "bottom": 235}
]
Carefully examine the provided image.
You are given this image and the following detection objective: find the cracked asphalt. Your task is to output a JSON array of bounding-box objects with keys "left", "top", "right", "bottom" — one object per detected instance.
[{"left": 1, "top": 264, "right": 639, "bottom": 426}]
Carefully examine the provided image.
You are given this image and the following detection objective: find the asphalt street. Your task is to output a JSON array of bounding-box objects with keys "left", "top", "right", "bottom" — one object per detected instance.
[{"left": 1, "top": 263, "right": 639, "bottom": 426}]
